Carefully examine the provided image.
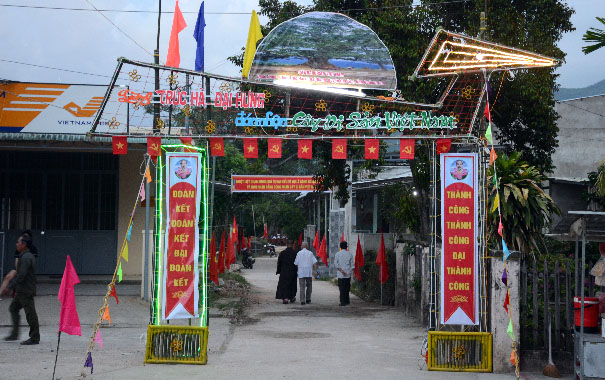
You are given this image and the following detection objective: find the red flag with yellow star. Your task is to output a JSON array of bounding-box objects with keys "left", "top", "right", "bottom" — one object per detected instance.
[
  {"left": 147, "top": 137, "right": 161, "bottom": 162},
  {"left": 268, "top": 138, "right": 282, "bottom": 158},
  {"left": 298, "top": 139, "right": 312, "bottom": 159},
  {"left": 209, "top": 137, "right": 224, "bottom": 157},
  {"left": 243, "top": 138, "right": 258, "bottom": 158},
  {"left": 112, "top": 136, "right": 127, "bottom": 155},
  {"left": 365, "top": 139, "right": 379, "bottom": 160},
  {"left": 209, "top": 232, "right": 218, "bottom": 285},
  {"left": 400, "top": 139, "right": 415, "bottom": 159},
  {"left": 436, "top": 139, "right": 451, "bottom": 154},
  {"left": 332, "top": 139, "right": 347, "bottom": 159},
  {"left": 218, "top": 231, "right": 226, "bottom": 274}
]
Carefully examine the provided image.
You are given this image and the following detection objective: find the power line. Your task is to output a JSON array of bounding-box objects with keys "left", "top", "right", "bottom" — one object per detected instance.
[
  {"left": 0, "top": 1, "right": 471, "bottom": 14},
  {"left": 82, "top": 0, "right": 155, "bottom": 58},
  {"left": 0, "top": 59, "right": 112, "bottom": 79}
]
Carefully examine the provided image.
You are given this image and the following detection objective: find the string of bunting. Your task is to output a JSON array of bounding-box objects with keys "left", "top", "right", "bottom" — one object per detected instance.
[
  {"left": 112, "top": 134, "right": 455, "bottom": 160},
  {"left": 483, "top": 77, "right": 520, "bottom": 378},
  {"left": 80, "top": 155, "right": 152, "bottom": 376}
]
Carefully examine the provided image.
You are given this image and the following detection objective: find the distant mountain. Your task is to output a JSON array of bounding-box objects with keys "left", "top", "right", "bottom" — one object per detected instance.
[{"left": 556, "top": 79, "right": 605, "bottom": 101}]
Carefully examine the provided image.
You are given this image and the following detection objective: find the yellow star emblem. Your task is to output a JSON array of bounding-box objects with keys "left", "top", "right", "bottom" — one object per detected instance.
[
  {"left": 368, "top": 146, "right": 376, "bottom": 154},
  {"left": 116, "top": 142, "right": 124, "bottom": 150},
  {"left": 301, "top": 145, "right": 309, "bottom": 153},
  {"left": 247, "top": 145, "right": 255, "bottom": 153}
]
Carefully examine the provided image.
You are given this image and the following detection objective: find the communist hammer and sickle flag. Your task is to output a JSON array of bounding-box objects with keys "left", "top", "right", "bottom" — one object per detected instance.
[
  {"left": 332, "top": 139, "right": 347, "bottom": 159},
  {"left": 268, "top": 138, "right": 282, "bottom": 158},
  {"left": 399, "top": 139, "right": 415, "bottom": 159},
  {"left": 209, "top": 137, "right": 225, "bottom": 157},
  {"left": 147, "top": 137, "right": 161, "bottom": 163}
]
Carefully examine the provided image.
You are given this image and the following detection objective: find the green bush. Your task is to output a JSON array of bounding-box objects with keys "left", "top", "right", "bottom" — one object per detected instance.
[{"left": 351, "top": 249, "right": 396, "bottom": 305}]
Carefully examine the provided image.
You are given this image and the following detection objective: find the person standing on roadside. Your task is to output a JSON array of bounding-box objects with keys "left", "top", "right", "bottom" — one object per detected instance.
[
  {"left": 334, "top": 241, "right": 354, "bottom": 306},
  {"left": 294, "top": 242, "right": 317, "bottom": 305},
  {"left": 4, "top": 234, "right": 40, "bottom": 345},
  {"left": 275, "top": 240, "right": 298, "bottom": 304}
]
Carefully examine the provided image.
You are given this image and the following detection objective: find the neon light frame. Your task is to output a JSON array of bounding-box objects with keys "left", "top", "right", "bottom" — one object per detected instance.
[{"left": 153, "top": 143, "right": 209, "bottom": 327}]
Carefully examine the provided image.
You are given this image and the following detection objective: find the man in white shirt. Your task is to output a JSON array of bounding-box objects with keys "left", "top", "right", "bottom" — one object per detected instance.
[
  {"left": 294, "top": 242, "right": 317, "bottom": 305},
  {"left": 334, "top": 241, "right": 354, "bottom": 306}
]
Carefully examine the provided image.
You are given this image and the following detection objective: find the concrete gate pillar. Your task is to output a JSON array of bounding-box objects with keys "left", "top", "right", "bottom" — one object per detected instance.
[{"left": 490, "top": 255, "right": 520, "bottom": 373}]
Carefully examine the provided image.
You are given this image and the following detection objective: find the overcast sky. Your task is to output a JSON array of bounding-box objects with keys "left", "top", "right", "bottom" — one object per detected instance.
[{"left": 0, "top": 0, "right": 602, "bottom": 89}]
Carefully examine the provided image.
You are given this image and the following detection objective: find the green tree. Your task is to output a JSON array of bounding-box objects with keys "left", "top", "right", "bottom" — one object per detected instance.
[{"left": 487, "top": 152, "right": 560, "bottom": 254}]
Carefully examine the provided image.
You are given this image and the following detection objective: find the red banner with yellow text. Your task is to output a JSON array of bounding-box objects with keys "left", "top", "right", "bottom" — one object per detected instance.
[
  {"left": 231, "top": 175, "right": 318, "bottom": 193},
  {"left": 440, "top": 153, "right": 478, "bottom": 325},
  {"left": 162, "top": 153, "right": 201, "bottom": 320}
]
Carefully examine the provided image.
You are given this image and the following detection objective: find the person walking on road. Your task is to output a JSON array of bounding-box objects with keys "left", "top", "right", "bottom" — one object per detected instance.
[
  {"left": 275, "top": 240, "right": 298, "bottom": 304},
  {"left": 334, "top": 241, "right": 354, "bottom": 306},
  {"left": 4, "top": 234, "right": 40, "bottom": 345},
  {"left": 294, "top": 242, "right": 317, "bottom": 305}
]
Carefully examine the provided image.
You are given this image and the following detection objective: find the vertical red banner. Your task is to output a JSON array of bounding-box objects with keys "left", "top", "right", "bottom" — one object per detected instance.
[
  {"left": 163, "top": 153, "right": 201, "bottom": 320},
  {"left": 440, "top": 153, "right": 478, "bottom": 325}
]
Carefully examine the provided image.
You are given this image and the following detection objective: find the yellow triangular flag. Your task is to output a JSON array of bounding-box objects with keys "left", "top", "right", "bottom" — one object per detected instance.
[
  {"left": 117, "top": 262, "right": 122, "bottom": 283},
  {"left": 242, "top": 10, "right": 263, "bottom": 79},
  {"left": 122, "top": 242, "right": 129, "bottom": 262},
  {"left": 102, "top": 305, "right": 111, "bottom": 325},
  {"left": 145, "top": 164, "right": 152, "bottom": 183}
]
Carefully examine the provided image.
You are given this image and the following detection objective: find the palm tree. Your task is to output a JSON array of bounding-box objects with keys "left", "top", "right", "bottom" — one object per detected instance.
[
  {"left": 487, "top": 152, "right": 560, "bottom": 254},
  {"left": 582, "top": 17, "right": 605, "bottom": 54}
]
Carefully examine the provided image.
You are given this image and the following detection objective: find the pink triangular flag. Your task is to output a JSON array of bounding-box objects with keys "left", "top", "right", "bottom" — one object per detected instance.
[
  {"left": 58, "top": 255, "right": 81, "bottom": 335},
  {"left": 94, "top": 329, "right": 104, "bottom": 349},
  {"left": 139, "top": 183, "right": 145, "bottom": 201},
  {"left": 498, "top": 217, "right": 503, "bottom": 237}
]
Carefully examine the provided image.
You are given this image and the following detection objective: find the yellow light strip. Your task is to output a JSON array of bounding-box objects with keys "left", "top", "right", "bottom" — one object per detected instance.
[{"left": 427, "top": 39, "right": 554, "bottom": 72}]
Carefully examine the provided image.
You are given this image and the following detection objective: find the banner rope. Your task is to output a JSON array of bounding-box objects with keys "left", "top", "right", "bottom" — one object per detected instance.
[{"left": 79, "top": 155, "right": 151, "bottom": 377}]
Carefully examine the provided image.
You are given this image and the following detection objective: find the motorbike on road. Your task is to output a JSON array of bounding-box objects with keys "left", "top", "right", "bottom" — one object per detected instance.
[
  {"left": 264, "top": 244, "right": 276, "bottom": 257},
  {"left": 241, "top": 248, "right": 255, "bottom": 269}
]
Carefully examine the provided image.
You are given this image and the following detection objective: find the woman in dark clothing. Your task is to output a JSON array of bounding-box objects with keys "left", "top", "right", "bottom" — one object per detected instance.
[{"left": 275, "top": 240, "right": 298, "bottom": 304}]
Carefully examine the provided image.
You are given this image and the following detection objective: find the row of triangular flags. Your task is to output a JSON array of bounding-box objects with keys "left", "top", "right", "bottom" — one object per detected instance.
[
  {"left": 112, "top": 136, "right": 196, "bottom": 156},
  {"left": 484, "top": 92, "right": 518, "bottom": 369}
]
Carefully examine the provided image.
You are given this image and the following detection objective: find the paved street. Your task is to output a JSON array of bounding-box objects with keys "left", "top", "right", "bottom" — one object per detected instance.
[{"left": 0, "top": 258, "right": 571, "bottom": 379}]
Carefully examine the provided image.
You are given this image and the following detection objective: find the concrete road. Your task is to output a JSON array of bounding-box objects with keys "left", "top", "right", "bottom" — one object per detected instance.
[{"left": 0, "top": 258, "right": 570, "bottom": 379}]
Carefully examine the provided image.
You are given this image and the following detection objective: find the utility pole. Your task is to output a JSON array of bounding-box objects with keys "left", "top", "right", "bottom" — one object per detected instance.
[{"left": 154, "top": 0, "right": 162, "bottom": 133}]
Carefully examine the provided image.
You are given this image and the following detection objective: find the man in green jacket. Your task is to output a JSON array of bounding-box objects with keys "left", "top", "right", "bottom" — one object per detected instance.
[{"left": 4, "top": 234, "right": 40, "bottom": 345}]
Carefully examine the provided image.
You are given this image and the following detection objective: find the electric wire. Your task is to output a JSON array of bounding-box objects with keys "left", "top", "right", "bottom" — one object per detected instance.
[
  {"left": 0, "top": 59, "right": 113, "bottom": 79},
  {"left": 82, "top": 0, "right": 155, "bottom": 58},
  {"left": 0, "top": 1, "right": 472, "bottom": 14}
]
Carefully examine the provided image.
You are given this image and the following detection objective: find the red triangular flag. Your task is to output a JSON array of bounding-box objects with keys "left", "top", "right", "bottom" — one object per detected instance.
[
  {"left": 489, "top": 147, "right": 497, "bottom": 165},
  {"left": 268, "top": 138, "right": 282, "bottom": 159},
  {"left": 318, "top": 235, "right": 328, "bottom": 266},
  {"left": 226, "top": 231, "right": 236, "bottom": 269},
  {"left": 503, "top": 289, "right": 510, "bottom": 313},
  {"left": 313, "top": 229, "right": 320, "bottom": 251},
  {"left": 376, "top": 233, "right": 389, "bottom": 284},
  {"left": 241, "top": 234, "right": 247, "bottom": 249},
  {"left": 209, "top": 137, "right": 224, "bottom": 157},
  {"left": 400, "top": 139, "right": 415, "bottom": 159},
  {"left": 365, "top": 139, "right": 379, "bottom": 160},
  {"left": 179, "top": 137, "right": 193, "bottom": 146},
  {"left": 341, "top": 233, "right": 345, "bottom": 242},
  {"left": 484, "top": 104, "right": 491, "bottom": 122},
  {"left": 209, "top": 232, "right": 218, "bottom": 285},
  {"left": 298, "top": 139, "right": 312, "bottom": 159},
  {"left": 112, "top": 136, "right": 127, "bottom": 155},
  {"left": 498, "top": 216, "right": 504, "bottom": 237},
  {"left": 263, "top": 223, "right": 268, "bottom": 239},
  {"left": 58, "top": 255, "right": 81, "bottom": 336},
  {"left": 332, "top": 139, "right": 347, "bottom": 159},
  {"left": 354, "top": 236, "right": 364, "bottom": 281},
  {"left": 165, "top": 0, "right": 187, "bottom": 68},
  {"left": 147, "top": 136, "right": 161, "bottom": 163},
  {"left": 298, "top": 232, "right": 303, "bottom": 249},
  {"left": 110, "top": 284, "right": 119, "bottom": 304},
  {"left": 247, "top": 236, "right": 251, "bottom": 250},
  {"left": 243, "top": 138, "right": 258, "bottom": 158},
  {"left": 232, "top": 216, "right": 238, "bottom": 236},
  {"left": 436, "top": 139, "right": 451, "bottom": 154}
]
